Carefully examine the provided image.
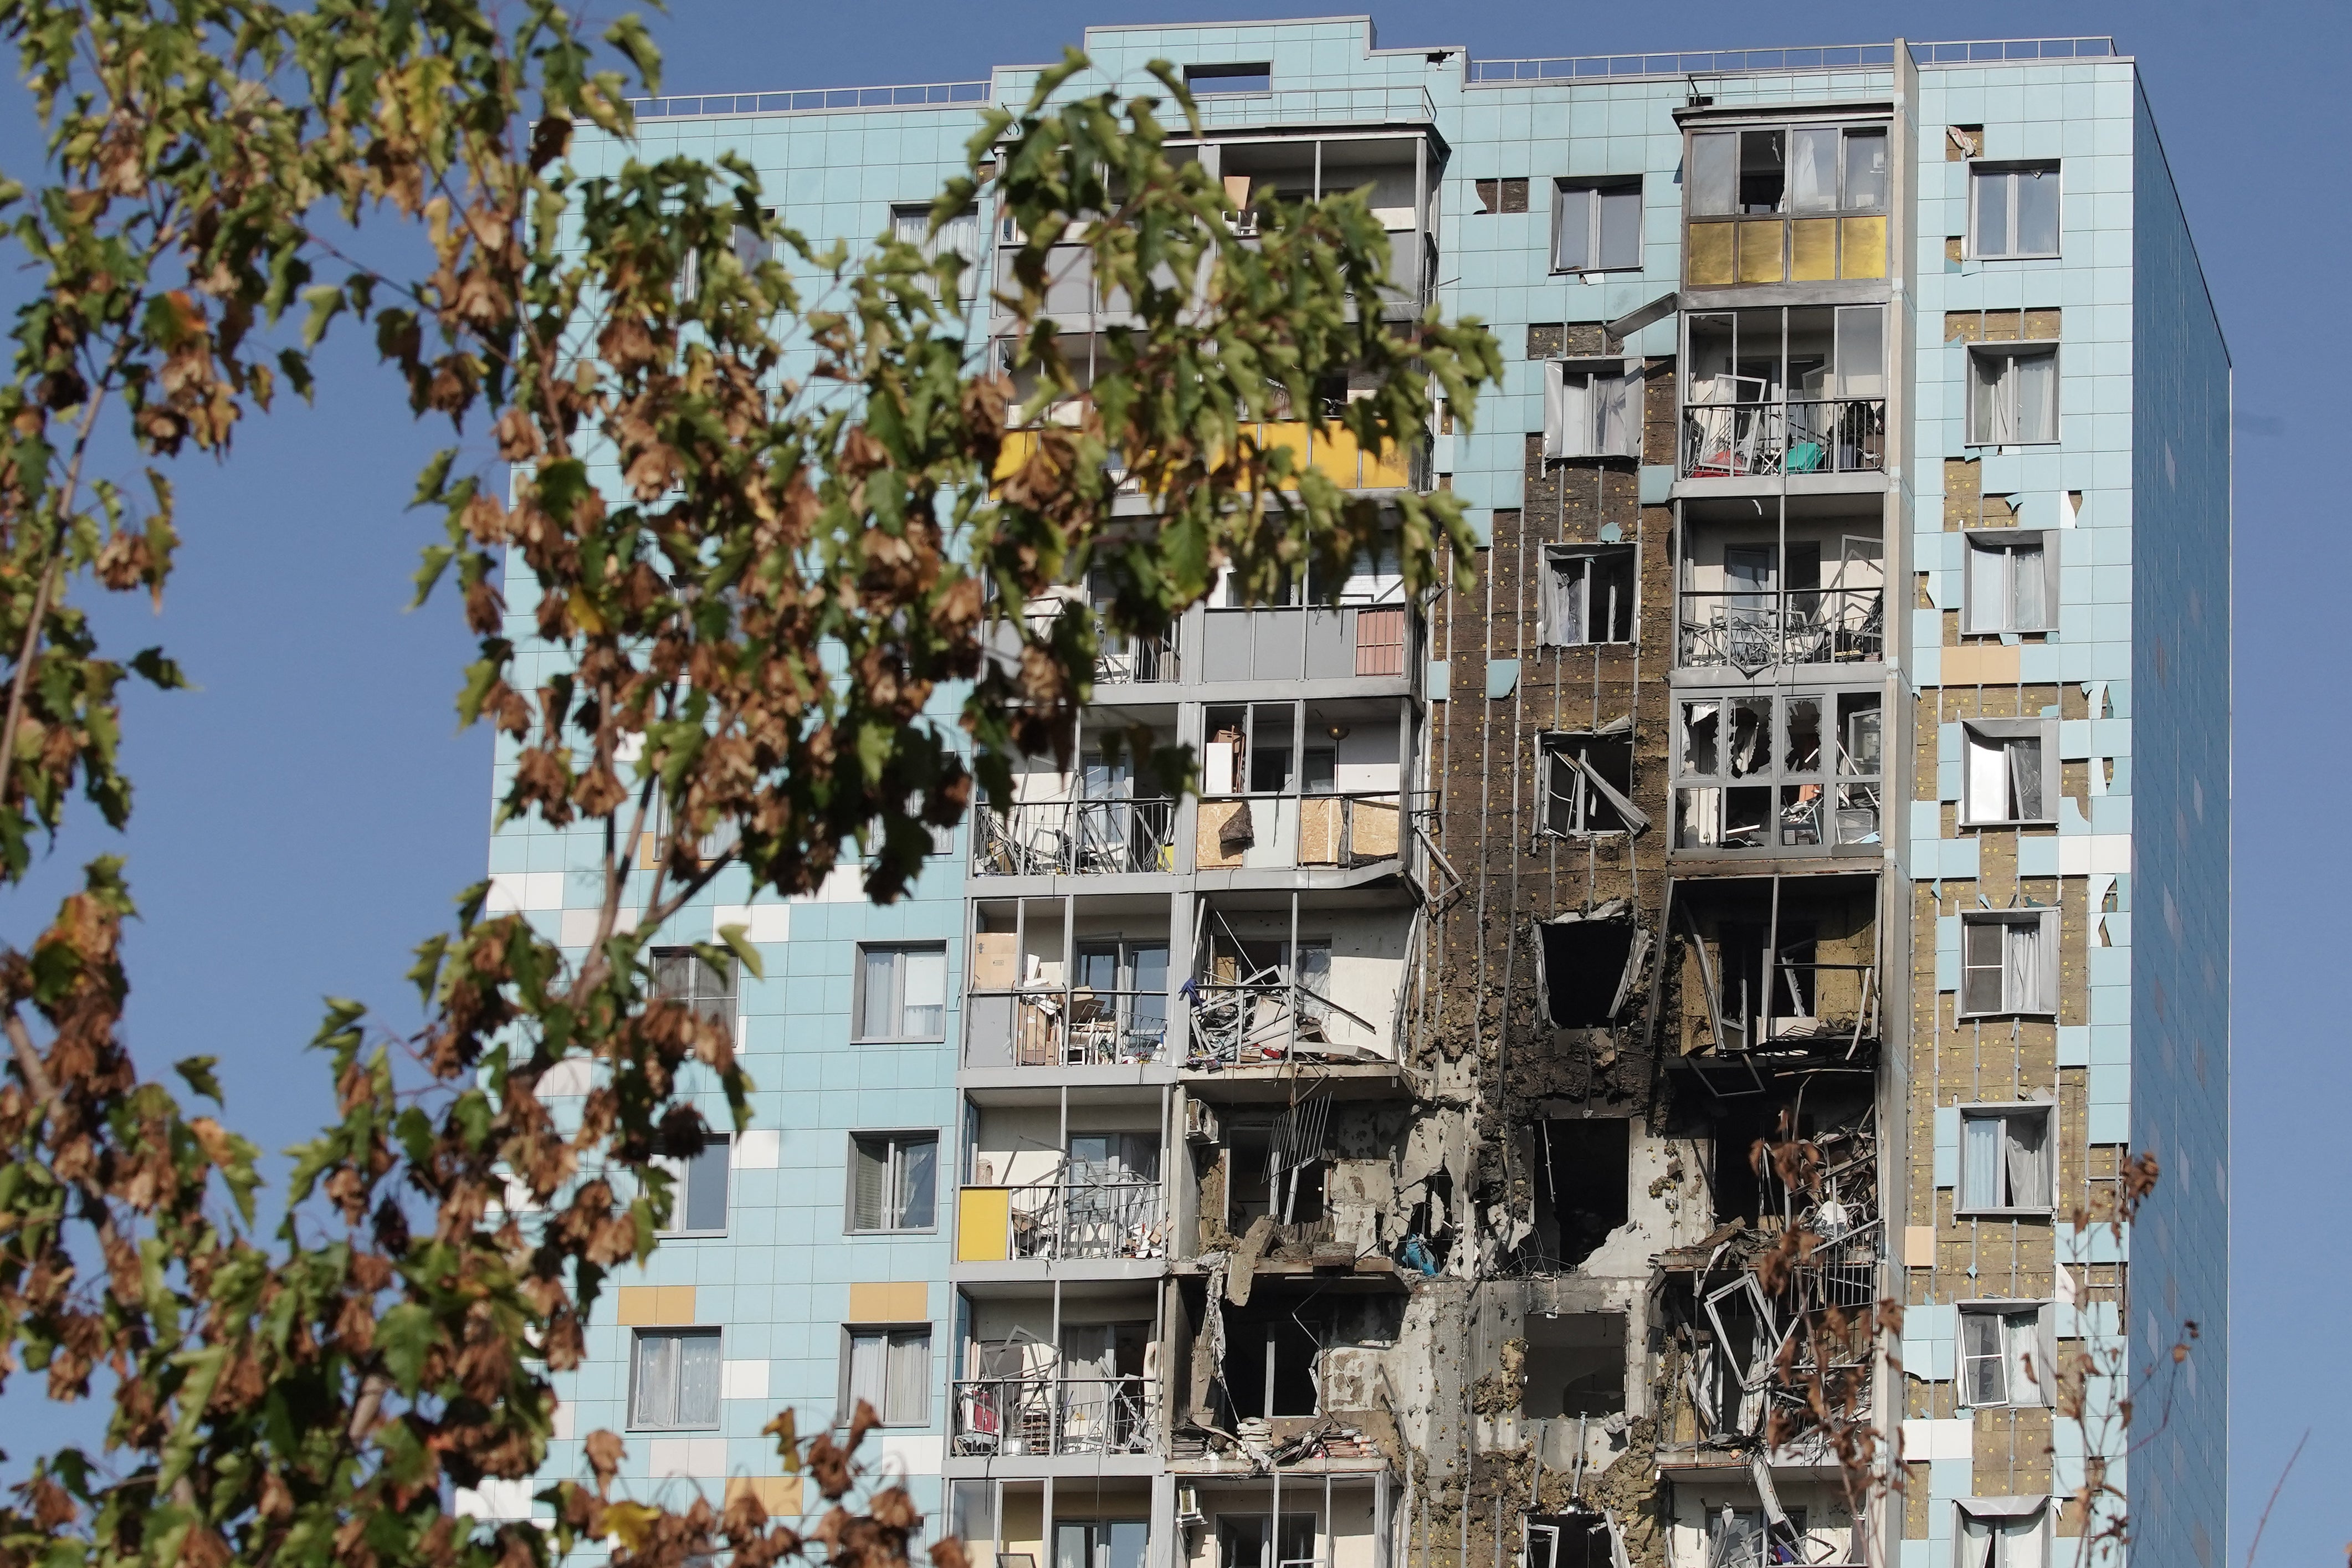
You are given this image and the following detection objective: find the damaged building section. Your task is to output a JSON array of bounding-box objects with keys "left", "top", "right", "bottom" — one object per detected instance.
[{"left": 934, "top": 38, "right": 2220, "bottom": 1568}]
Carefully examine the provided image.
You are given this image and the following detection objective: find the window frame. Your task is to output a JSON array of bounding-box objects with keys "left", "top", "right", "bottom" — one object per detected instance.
[
  {"left": 1550, "top": 178, "right": 1644, "bottom": 274},
  {"left": 1960, "top": 528, "right": 2056, "bottom": 636},
  {"left": 1954, "top": 1100, "right": 2059, "bottom": 1218},
  {"left": 1956, "top": 1299, "right": 2057, "bottom": 1411},
  {"left": 654, "top": 1133, "right": 733, "bottom": 1238},
  {"left": 628, "top": 1326, "right": 724, "bottom": 1432},
  {"left": 1967, "top": 162, "right": 2062, "bottom": 261},
  {"left": 651, "top": 945, "right": 739, "bottom": 1032},
  {"left": 890, "top": 202, "right": 982, "bottom": 298},
  {"left": 1542, "top": 359, "right": 1644, "bottom": 460},
  {"left": 1536, "top": 731, "right": 1638, "bottom": 839},
  {"left": 839, "top": 1323, "right": 934, "bottom": 1427},
  {"left": 1539, "top": 544, "right": 1638, "bottom": 647},
  {"left": 854, "top": 942, "right": 951, "bottom": 1043},
  {"left": 1956, "top": 910, "right": 2060, "bottom": 1019},
  {"left": 1183, "top": 62, "right": 1272, "bottom": 95},
  {"left": 1952, "top": 1498, "right": 2051, "bottom": 1568},
  {"left": 846, "top": 1129, "right": 942, "bottom": 1235},
  {"left": 1671, "top": 688, "right": 1883, "bottom": 857},
  {"left": 1964, "top": 342, "right": 2061, "bottom": 447},
  {"left": 1959, "top": 718, "right": 2059, "bottom": 828}
]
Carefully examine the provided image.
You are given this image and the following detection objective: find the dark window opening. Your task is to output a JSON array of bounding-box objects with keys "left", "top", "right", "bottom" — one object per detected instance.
[
  {"left": 1185, "top": 63, "right": 1271, "bottom": 94},
  {"left": 1217, "top": 1305, "right": 1326, "bottom": 1420},
  {"left": 1227, "top": 1123, "right": 1325, "bottom": 1227},
  {"left": 1533, "top": 1120, "right": 1630, "bottom": 1269},
  {"left": 1707, "top": 1100, "right": 1779, "bottom": 1223},
  {"left": 1737, "top": 129, "right": 1785, "bottom": 213},
  {"left": 1534, "top": 911, "right": 1640, "bottom": 1024},
  {"left": 1218, "top": 1516, "right": 1316, "bottom": 1568},
  {"left": 1713, "top": 919, "right": 1817, "bottom": 1050},
  {"left": 1521, "top": 1314, "right": 1626, "bottom": 1423},
  {"left": 1524, "top": 1511, "right": 1612, "bottom": 1568}
]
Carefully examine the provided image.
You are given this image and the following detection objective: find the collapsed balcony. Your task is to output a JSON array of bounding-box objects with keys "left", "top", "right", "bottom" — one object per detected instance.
[
  {"left": 1186, "top": 894, "right": 1411, "bottom": 1069},
  {"left": 1668, "top": 874, "right": 1881, "bottom": 1079},
  {"left": 955, "top": 1294, "right": 1162, "bottom": 1457},
  {"left": 973, "top": 708, "right": 1182, "bottom": 878}
]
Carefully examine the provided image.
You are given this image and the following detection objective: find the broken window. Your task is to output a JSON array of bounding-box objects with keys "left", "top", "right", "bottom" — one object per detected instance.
[
  {"left": 1682, "top": 306, "right": 1885, "bottom": 476},
  {"left": 1524, "top": 1511, "right": 1612, "bottom": 1568},
  {"left": 1533, "top": 909, "right": 1646, "bottom": 1026},
  {"left": 1961, "top": 720, "right": 2057, "bottom": 825},
  {"left": 1956, "top": 1502, "right": 2049, "bottom": 1568},
  {"left": 1959, "top": 912, "right": 2059, "bottom": 1018},
  {"left": 1958, "top": 1105, "right": 2056, "bottom": 1213},
  {"left": 1685, "top": 122, "right": 1887, "bottom": 285},
  {"left": 1183, "top": 62, "right": 1272, "bottom": 94},
  {"left": 1552, "top": 180, "right": 1642, "bottom": 273},
  {"left": 1539, "top": 545, "right": 1637, "bottom": 645},
  {"left": 1959, "top": 1303, "right": 2053, "bottom": 1409},
  {"left": 1970, "top": 163, "right": 2061, "bottom": 259},
  {"left": 1675, "top": 691, "right": 1879, "bottom": 853},
  {"left": 1963, "top": 531, "right": 2053, "bottom": 634},
  {"left": 1538, "top": 732, "right": 1638, "bottom": 838},
  {"left": 1473, "top": 177, "right": 1530, "bottom": 214},
  {"left": 1218, "top": 1306, "right": 1328, "bottom": 1420},
  {"left": 1967, "top": 345, "right": 2059, "bottom": 445},
  {"left": 1217, "top": 1515, "right": 1316, "bottom": 1568},
  {"left": 1543, "top": 362, "right": 1643, "bottom": 459},
  {"left": 1703, "top": 1506, "right": 1808, "bottom": 1568},
  {"left": 1531, "top": 1123, "right": 1631, "bottom": 1269}
]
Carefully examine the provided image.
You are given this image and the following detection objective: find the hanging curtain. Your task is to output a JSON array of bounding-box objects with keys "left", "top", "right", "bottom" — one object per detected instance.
[
  {"left": 1592, "top": 371, "right": 1636, "bottom": 456},
  {"left": 2011, "top": 541, "right": 2048, "bottom": 629},
  {"left": 1962, "top": 1115, "right": 2005, "bottom": 1210},
  {"left": 1966, "top": 539, "right": 2007, "bottom": 633},
  {"left": 2015, "top": 350, "right": 2057, "bottom": 442},
  {"left": 2004, "top": 1311, "right": 2044, "bottom": 1406},
  {"left": 676, "top": 1333, "right": 721, "bottom": 1425},
  {"left": 1957, "top": 1515, "right": 1997, "bottom": 1568},
  {"left": 848, "top": 1331, "right": 887, "bottom": 1413},
  {"left": 1787, "top": 128, "right": 1839, "bottom": 212},
  {"left": 896, "top": 1136, "right": 937, "bottom": 1228},
  {"left": 1973, "top": 352, "right": 2016, "bottom": 443},
  {"left": 2007, "top": 736, "right": 2044, "bottom": 821},
  {"left": 632, "top": 1334, "right": 680, "bottom": 1427},
  {"left": 885, "top": 1331, "right": 930, "bottom": 1423},
  {"left": 1544, "top": 365, "right": 1592, "bottom": 459},
  {"left": 2006, "top": 1111, "right": 2051, "bottom": 1209},
  {"left": 2004, "top": 920, "right": 2040, "bottom": 1014},
  {"left": 1962, "top": 1310, "right": 2007, "bottom": 1406}
]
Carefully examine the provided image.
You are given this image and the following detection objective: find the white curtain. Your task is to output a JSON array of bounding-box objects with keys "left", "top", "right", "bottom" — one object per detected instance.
[
  {"left": 1593, "top": 372, "right": 1637, "bottom": 457},
  {"left": 1544, "top": 363, "right": 1591, "bottom": 459},
  {"left": 2004, "top": 921, "right": 2041, "bottom": 1017},
  {"left": 2007, "top": 736, "right": 2044, "bottom": 820},
  {"left": 1788, "top": 128, "right": 1839, "bottom": 212},
  {"left": 1958, "top": 1515, "right": 1998, "bottom": 1568},
  {"left": 1966, "top": 733, "right": 2010, "bottom": 823},
  {"left": 2010, "top": 541, "right": 2048, "bottom": 629},
  {"left": 633, "top": 1333, "right": 681, "bottom": 1427},
  {"left": 2005, "top": 1311, "right": 2046, "bottom": 1406},
  {"left": 1972, "top": 352, "right": 2016, "bottom": 443},
  {"left": 676, "top": 1333, "right": 720, "bottom": 1425},
  {"left": 1966, "top": 539, "right": 2007, "bottom": 633},
  {"left": 1544, "top": 552, "right": 1585, "bottom": 644},
  {"left": 2005, "top": 1111, "right": 2052, "bottom": 1209},
  {"left": 2015, "top": 350, "right": 2057, "bottom": 441},
  {"left": 849, "top": 1332, "right": 886, "bottom": 1413},
  {"left": 886, "top": 1331, "right": 930, "bottom": 1423},
  {"left": 1962, "top": 1115, "right": 2004, "bottom": 1210},
  {"left": 903, "top": 949, "right": 947, "bottom": 1036}
]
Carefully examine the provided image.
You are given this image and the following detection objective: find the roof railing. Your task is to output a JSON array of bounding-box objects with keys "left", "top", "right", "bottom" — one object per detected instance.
[
  {"left": 1468, "top": 37, "right": 2117, "bottom": 85},
  {"left": 631, "top": 80, "right": 991, "bottom": 120}
]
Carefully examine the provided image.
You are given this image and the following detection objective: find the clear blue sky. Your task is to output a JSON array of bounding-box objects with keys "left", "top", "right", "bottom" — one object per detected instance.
[{"left": 0, "top": 1, "right": 2326, "bottom": 1560}]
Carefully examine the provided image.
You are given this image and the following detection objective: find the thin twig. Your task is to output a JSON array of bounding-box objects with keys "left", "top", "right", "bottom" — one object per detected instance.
[{"left": 2243, "top": 1427, "right": 2308, "bottom": 1568}]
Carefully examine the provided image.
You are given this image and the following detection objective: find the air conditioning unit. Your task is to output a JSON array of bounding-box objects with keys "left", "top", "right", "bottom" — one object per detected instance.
[{"left": 1185, "top": 1099, "right": 1220, "bottom": 1145}]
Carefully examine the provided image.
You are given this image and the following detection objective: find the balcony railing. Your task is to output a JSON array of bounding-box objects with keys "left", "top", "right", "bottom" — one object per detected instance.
[
  {"left": 965, "top": 987, "right": 1170, "bottom": 1069},
  {"left": 1097, "top": 626, "right": 1178, "bottom": 685},
  {"left": 952, "top": 1376, "right": 1160, "bottom": 1457},
  {"left": 956, "top": 1177, "right": 1167, "bottom": 1262},
  {"left": 972, "top": 799, "right": 1177, "bottom": 877},
  {"left": 1676, "top": 587, "right": 1884, "bottom": 670},
  {"left": 1194, "top": 791, "right": 1403, "bottom": 871},
  {"left": 1680, "top": 397, "right": 1885, "bottom": 478}
]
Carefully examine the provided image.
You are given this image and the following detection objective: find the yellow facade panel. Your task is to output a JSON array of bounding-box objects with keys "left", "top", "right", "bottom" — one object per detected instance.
[
  {"left": 1685, "top": 222, "right": 1735, "bottom": 286},
  {"left": 1790, "top": 219, "right": 1838, "bottom": 281},
  {"left": 1841, "top": 216, "right": 1888, "bottom": 279},
  {"left": 955, "top": 1186, "right": 1013, "bottom": 1264},
  {"left": 1737, "top": 220, "right": 1785, "bottom": 283}
]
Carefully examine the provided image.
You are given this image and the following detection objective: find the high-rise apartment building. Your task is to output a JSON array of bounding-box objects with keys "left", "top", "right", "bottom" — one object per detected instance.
[{"left": 484, "top": 21, "right": 2229, "bottom": 1568}]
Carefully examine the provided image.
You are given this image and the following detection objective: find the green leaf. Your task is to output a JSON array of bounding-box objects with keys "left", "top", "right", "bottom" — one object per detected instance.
[
  {"left": 129, "top": 647, "right": 189, "bottom": 690},
  {"left": 377, "top": 1302, "right": 436, "bottom": 1393},
  {"left": 411, "top": 448, "right": 457, "bottom": 507},
  {"left": 714, "top": 922, "right": 765, "bottom": 981},
  {"left": 172, "top": 1055, "right": 222, "bottom": 1105}
]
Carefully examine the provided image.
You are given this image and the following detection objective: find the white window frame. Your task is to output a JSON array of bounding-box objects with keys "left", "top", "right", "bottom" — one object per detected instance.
[
  {"left": 891, "top": 202, "right": 981, "bottom": 298},
  {"left": 1965, "top": 343, "right": 2060, "bottom": 447},
  {"left": 1955, "top": 1101, "right": 2058, "bottom": 1217},
  {"left": 1957, "top": 1301, "right": 2056, "bottom": 1410},
  {"left": 654, "top": 1134, "right": 732, "bottom": 1237},
  {"left": 628, "top": 1326, "right": 723, "bottom": 1431},
  {"left": 1551, "top": 179, "right": 1643, "bottom": 273},
  {"left": 856, "top": 942, "right": 950, "bottom": 1042},
  {"left": 1953, "top": 1499, "right": 2051, "bottom": 1568},
  {"left": 1960, "top": 719, "right": 2058, "bottom": 827},
  {"left": 1961, "top": 529, "right": 2054, "bottom": 636},
  {"left": 1958, "top": 910, "right": 2059, "bottom": 1018},
  {"left": 1543, "top": 358, "right": 1643, "bottom": 459},
  {"left": 847, "top": 1130, "right": 941, "bottom": 1234},
  {"left": 1536, "top": 731, "right": 1642, "bottom": 838},
  {"left": 1967, "top": 162, "right": 2062, "bottom": 260},
  {"left": 1539, "top": 544, "right": 1637, "bottom": 647},
  {"left": 842, "top": 1324, "right": 932, "bottom": 1426},
  {"left": 652, "top": 946, "right": 738, "bottom": 1031}
]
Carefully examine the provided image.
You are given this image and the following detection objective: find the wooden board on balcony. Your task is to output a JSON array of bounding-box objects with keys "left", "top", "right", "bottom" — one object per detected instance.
[
  {"left": 1299, "top": 796, "right": 1342, "bottom": 865},
  {"left": 1196, "top": 800, "right": 1251, "bottom": 869},
  {"left": 1351, "top": 797, "right": 1401, "bottom": 859}
]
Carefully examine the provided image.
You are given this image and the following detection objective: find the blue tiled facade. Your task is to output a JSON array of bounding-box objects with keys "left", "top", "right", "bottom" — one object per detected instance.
[{"left": 487, "top": 22, "right": 2226, "bottom": 1568}]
